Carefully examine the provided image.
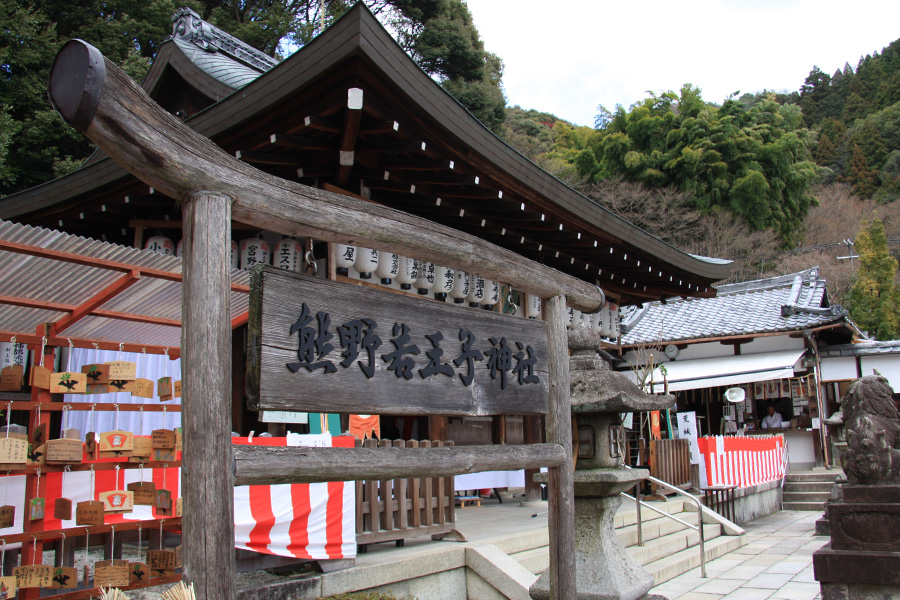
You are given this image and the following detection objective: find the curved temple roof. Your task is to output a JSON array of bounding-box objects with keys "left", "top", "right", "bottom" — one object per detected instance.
[{"left": 0, "top": 4, "right": 731, "bottom": 304}]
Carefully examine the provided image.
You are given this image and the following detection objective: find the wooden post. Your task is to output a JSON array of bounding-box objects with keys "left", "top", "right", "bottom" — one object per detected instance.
[
  {"left": 544, "top": 295, "right": 576, "bottom": 600},
  {"left": 523, "top": 415, "right": 543, "bottom": 502},
  {"left": 181, "top": 191, "right": 236, "bottom": 600}
]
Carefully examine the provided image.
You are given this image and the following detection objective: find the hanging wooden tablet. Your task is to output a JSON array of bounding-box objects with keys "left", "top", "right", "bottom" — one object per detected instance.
[
  {"left": 128, "top": 481, "right": 157, "bottom": 505},
  {"left": 0, "top": 364, "right": 23, "bottom": 391},
  {"left": 100, "top": 490, "right": 134, "bottom": 513},
  {"left": 151, "top": 429, "right": 175, "bottom": 449},
  {"left": 129, "top": 561, "right": 150, "bottom": 585},
  {"left": 95, "top": 559, "right": 128, "bottom": 568},
  {"left": 155, "top": 489, "right": 173, "bottom": 516},
  {"left": 175, "top": 497, "right": 182, "bottom": 517},
  {"left": 105, "top": 361, "right": 136, "bottom": 380},
  {"left": 131, "top": 378, "right": 154, "bottom": 399},
  {"left": 131, "top": 436, "right": 152, "bottom": 458},
  {"left": 0, "top": 437, "right": 27, "bottom": 464},
  {"left": 50, "top": 372, "right": 86, "bottom": 394},
  {"left": 0, "top": 575, "right": 16, "bottom": 598},
  {"left": 158, "top": 376, "right": 174, "bottom": 401},
  {"left": 28, "top": 497, "right": 44, "bottom": 521},
  {"left": 30, "top": 365, "right": 51, "bottom": 390},
  {"left": 75, "top": 500, "right": 104, "bottom": 526},
  {"left": 174, "top": 544, "right": 182, "bottom": 568},
  {"left": 99, "top": 430, "right": 134, "bottom": 452},
  {"left": 175, "top": 428, "right": 182, "bottom": 452},
  {"left": 81, "top": 363, "right": 109, "bottom": 385},
  {"left": 30, "top": 423, "right": 46, "bottom": 447},
  {"left": 94, "top": 563, "right": 130, "bottom": 588},
  {"left": 174, "top": 380, "right": 181, "bottom": 398},
  {"left": 0, "top": 504, "right": 14, "bottom": 528},
  {"left": 147, "top": 550, "right": 175, "bottom": 577},
  {"left": 13, "top": 564, "right": 52, "bottom": 588},
  {"left": 84, "top": 432, "right": 99, "bottom": 460},
  {"left": 46, "top": 438, "right": 83, "bottom": 464},
  {"left": 63, "top": 427, "right": 80, "bottom": 440},
  {"left": 51, "top": 566, "right": 77, "bottom": 589},
  {"left": 152, "top": 447, "right": 176, "bottom": 462},
  {"left": 108, "top": 379, "right": 134, "bottom": 393},
  {"left": 26, "top": 442, "right": 46, "bottom": 466},
  {"left": 54, "top": 497, "right": 72, "bottom": 520},
  {"left": 85, "top": 383, "right": 110, "bottom": 395}
]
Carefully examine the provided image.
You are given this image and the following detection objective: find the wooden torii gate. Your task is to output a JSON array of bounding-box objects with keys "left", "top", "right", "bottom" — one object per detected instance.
[{"left": 47, "top": 39, "right": 606, "bottom": 599}]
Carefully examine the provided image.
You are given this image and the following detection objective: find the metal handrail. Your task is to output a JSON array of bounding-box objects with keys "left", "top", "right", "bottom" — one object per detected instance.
[{"left": 623, "top": 466, "right": 707, "bottom": 578}]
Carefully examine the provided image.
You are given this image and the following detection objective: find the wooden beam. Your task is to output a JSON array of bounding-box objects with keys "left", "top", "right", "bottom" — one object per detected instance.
[
  {"left": 269, "top": 133, "right": 334, "bottom": 151},
  {"left": 54, "top": 270, "right": 140, "bottom": 333},
  {"left": 235, "top": 150, "right": 303, "bottom": 166},
  {"left": 47, "top": 41, "right": 604, "bottom": 312},
  {"left": 0, "top": 294, "right": 182, "bottom": 328},
  {"left": 302, "top": 115, "right": 340, "bottom": 133},
  {"left": 0, "top": 331, "right": 180, "bottom": 357},
  {"left": 337, "top": 88, "right": 363, "bottom": 186},
  {"left": 232, "top": 442, "right": 567, "bottom": 486},
  {"left": 128, "top": 219, "right": 258, "bottom": 231},
  {"left": 181, "top": 191, "right": 235, "bottom": 600},
  {"left": 360, "top": 119, "right": 400, "bottom": 135},
  {"left": 544, "top": 294, "right": 576, "bottom": 600}
]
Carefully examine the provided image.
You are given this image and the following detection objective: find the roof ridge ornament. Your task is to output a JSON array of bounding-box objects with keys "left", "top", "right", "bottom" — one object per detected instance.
[{"left": 170, "top": 7, "right": 279, "bottom": 73}]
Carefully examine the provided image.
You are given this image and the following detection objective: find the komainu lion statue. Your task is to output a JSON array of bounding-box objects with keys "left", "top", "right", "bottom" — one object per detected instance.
[{"left": 842, "top": 373, "right": 900, "bottom": 485}]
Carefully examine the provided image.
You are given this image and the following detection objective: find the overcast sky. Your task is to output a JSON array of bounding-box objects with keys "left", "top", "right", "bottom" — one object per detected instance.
[{"left": 465, "top": 0, "right": 900, "bottom": 127}]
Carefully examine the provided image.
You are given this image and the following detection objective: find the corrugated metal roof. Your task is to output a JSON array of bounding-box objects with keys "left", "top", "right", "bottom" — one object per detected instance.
[
  {"left": 620, "top": 267, "right": 850, "bottom": 346},
  {"left": 0, "top": 220, "right": 249, "bottom": 348}
]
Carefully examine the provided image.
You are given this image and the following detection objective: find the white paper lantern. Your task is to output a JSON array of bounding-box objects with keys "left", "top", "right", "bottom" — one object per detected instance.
[
  {"left": 598, "top": 305, "right": 612, "bottom": 337},
  {"left": 273, "top": 237, "right": 303, "bottom": 272},
  {"left": 230, "top": 240, "right": 239, "bottom": 269},
  {"left": 589, "top": 310, "right": 603, "bottom": 334},
  {"left": 609, "top": 303, "right": 620, "bottom": 338},
  {"left": 526, "top": 295, "right": 542, "bottom": 319},
  {"left": 375, "top": 251, "right": 400, "bottom": 284},
  {"left": 478, "top": 278, "right": 494, "bottom": 307},
  {"left": 415, "top": 261, "right": 436, "bottom": 295},
  {"left": 354, "top": 247, "right": 379, "bottom": 279},
  {"left": 449, "top": 270, "right": 470, "bottom": 303},
  {"left": 465, "top": 274, "right": 483, "bottom": 306},
  {"left": 335, "top": 244, "right": 356, "bottom": 276},
  {"left": 397, "top": 256, "right": 419, "bottom": 290},
  {"left": 433, "top": 266, "right": 454, "bottom": 299},
  {"left": 567, "top": 306, "right": 582, "bottom": 330},
  {"left": 145, "top": 235, "right": 174, "bottom": 256},
  {"left": 176, "top": 239, "right": 183, "bottom": 258},
  {"left": 486, "top": 280, "right": 501, "bottom": 307},
  {"left": 240, "top": 237, "right": 270, "bottom": 270}
]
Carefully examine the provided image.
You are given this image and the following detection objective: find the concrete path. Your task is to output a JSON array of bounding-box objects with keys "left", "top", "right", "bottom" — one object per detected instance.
[{"left": 649, "top": 511, "right": 826, "bottom": 600}]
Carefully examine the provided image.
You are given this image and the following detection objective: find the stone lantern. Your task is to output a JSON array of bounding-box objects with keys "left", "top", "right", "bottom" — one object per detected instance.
[{"left": 531, "top": 326, "right": 674, "bottom": 600}]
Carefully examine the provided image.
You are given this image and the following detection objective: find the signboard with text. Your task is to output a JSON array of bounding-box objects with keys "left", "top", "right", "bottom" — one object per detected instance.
[{"left": 247, "top": 267, "right": 549, "bottom": 416}]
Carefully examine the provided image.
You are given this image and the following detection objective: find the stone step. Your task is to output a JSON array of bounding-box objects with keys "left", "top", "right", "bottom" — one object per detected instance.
[
  {"left": 782, "top": 501, "right": 826, "bottom": 511},
  {"left": 785, "top": 472, "right": 841, "bottom": 482},
  {"left": 784, "top": 481, "right": 833, "bottom": 493},
  {"left": 644, "top": 532, "right": 744, "bottom": 586},
  {"left": 614, "top": 498, "right": 686, "bottom": 529},
  {"left": 628, "top": 523, "right": 723, "bottom": 567},
  {"left": 783, "top": 491, "right": 831, "bottom": 503},
  {"left": 616, "top": 511, "right": 699, "bottom": 548}
]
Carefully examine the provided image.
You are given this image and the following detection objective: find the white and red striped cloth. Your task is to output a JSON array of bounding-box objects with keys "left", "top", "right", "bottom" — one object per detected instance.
[
  {"left": 697, "top": 435, "right": 786, "bottom": 488},
  {"left": 232, "top": 434, "right": 356, "bottom": 560}
]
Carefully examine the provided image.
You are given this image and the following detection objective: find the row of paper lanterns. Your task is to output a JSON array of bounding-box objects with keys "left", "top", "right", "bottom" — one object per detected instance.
[
  {"left": 145, "top": 235, "right": 305, "bottom": 271},
  {"left": 335, "top": 244, "right": 501, "bottom": 307},
  {"left": 146, "top": 236, "right": 621, "bottom": 336}
]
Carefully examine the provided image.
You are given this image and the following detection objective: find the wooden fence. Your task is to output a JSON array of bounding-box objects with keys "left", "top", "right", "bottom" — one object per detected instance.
[
  {"left": 649, "top": 438, "right": 692, "bottom": 497},
  {"left": 355, "top": 439, "right": 456, "bottom": 549}
]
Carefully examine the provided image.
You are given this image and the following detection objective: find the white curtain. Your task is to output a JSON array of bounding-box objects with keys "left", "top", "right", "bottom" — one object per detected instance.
[{"left": 64, "top": 349, "right": 182, "bottom": 436}]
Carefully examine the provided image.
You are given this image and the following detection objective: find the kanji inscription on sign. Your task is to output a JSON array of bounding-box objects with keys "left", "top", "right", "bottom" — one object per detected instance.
[{"left": 248, "top": 267, "right": 549, "bottom": 416}]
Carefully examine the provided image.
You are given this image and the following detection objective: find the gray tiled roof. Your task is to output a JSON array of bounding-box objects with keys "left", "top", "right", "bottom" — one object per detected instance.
[
  {"left": 620, "top": 267, "right": 850, "bottom": 346},
  {"left": 820, "top": 340, "right": 900, "bottom": 357},
  {"left": 173, "top": 38, "right": 266, "bottom": 90}
]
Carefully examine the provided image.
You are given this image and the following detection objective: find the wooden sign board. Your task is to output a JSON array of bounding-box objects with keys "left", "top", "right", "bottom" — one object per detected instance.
[
  {"left": 30, "top": 365, "right": 51, "bottom": 390},
  {"left": 98, "top": 430, "right": 134, "bottom": 452},
  {"left": 0, "top": 437, "right": 27, "bottom": 464},
  {"left": 105, "top": 361, "right": 136, "bottom": 380},
  {"left": 54, "top": 497, "right": 72, "bottom": 520},
  {"left": 51, "top": 566, "right": 77, "bottom": 589},
  {"left": 132, "top": 378, "right": 155, "bottom": 398},
  {"left": 100, "top": 490, "right": 134, "bottom": 513},
  {"left": 76, "top": 500, "right": 104, "bottom": 526},
  {"left": 0, "top": 505, "right": 14, "bottom": 528},
  {"left": 147, "top": 550, "right": 175, "bottom": 576},
  {"left": 151, "top": 429, "right": 175, "bottom": 449},
  {"left": 0, "top": 575, "right": 16, "bottom": 597},
  {"left": 14, "top": 564, "right": 52, "bottom": 588},
  {"left": 158, "top": 376, "right": 174, "bottom": 401},
  {"left": 128, "top": 481, "right": 156, "bottom": 505},
  {"left": 108, "top": 379, "right": 134, "bottom": 393},
  {"left": 247, "top": 267, "right": 549, "bottom": 416},
  {"left": 94, "top": 564, "right": 130, "bottom": 588},
  {"left": 129, "top": 562, "right": 150, "bottom": 585}
]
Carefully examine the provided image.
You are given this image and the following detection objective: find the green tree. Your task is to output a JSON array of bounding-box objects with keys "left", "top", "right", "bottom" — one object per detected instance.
[
  {"left": 816, "top": 132, "right": 836, "bottom": 166},
  {"left": 847, "top": 144, "right": 878, "bottom": 198},
  {"left": 848, "top": 218, "right": 900, "bottom": 340}
]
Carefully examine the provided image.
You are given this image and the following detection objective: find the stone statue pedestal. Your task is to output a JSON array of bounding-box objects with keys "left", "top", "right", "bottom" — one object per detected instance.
[{"left": 814, "top": 485, "right": 900, "bottom": 599}]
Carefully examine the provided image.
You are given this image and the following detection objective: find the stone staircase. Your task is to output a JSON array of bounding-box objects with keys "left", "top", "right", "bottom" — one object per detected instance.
[
  {"left": 783, "top": 472, "right": 837, "bottom": 511},
  {"left": 506, "top": 497, "right": 744, "bottom": 587}
]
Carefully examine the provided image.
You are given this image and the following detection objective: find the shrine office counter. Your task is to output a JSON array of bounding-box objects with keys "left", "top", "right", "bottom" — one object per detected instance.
[{"left": 744, "top": 428, "right": 818, "bottom": 472}]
